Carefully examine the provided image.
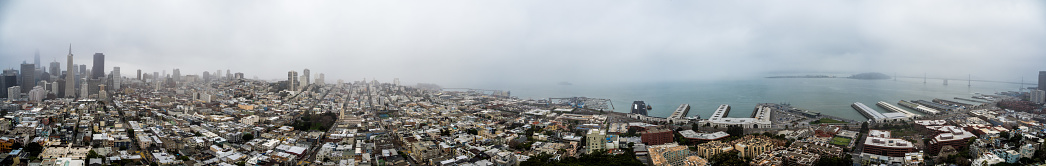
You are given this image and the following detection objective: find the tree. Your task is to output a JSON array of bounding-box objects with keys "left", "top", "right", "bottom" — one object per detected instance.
[
  {"left": 726, "top": 125, "right": 744, "bottom": 137},
  {"left": 815, "top": 154, "right": 853, "bottom": 166},
  {"left": 241, "top": 133, "right": 254, "bottom": 142},
  {"left": 860, "top": 122, "right": 869, "bottom": 133},
  {"left": 24, "top": 142, "right": 43, "bottom": 157},
  {"left": 87, "top": 150, "right": 101, "bottom": 158},
  {"left": 710, "top": 151, "right": 746, "bottom": 166}
]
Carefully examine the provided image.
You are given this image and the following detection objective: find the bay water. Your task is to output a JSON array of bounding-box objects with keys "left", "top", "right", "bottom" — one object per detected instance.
[{"left": 494, "top": 78, "right": 1022, "bottom": 121}]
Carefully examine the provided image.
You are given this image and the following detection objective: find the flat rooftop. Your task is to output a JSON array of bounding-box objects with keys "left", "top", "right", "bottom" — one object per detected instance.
[{"left": 679, "top": 130, "right": 729, "bottom": 140}]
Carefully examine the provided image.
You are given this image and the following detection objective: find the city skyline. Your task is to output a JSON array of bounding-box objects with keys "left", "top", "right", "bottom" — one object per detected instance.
[{"left": 1, "top": 0, "right": 1045, "bottom": 88}]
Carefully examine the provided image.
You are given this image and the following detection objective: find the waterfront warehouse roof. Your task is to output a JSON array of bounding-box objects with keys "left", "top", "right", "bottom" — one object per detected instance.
[{"left": 679, "top": 130, "right": 730, "bottom": 140}]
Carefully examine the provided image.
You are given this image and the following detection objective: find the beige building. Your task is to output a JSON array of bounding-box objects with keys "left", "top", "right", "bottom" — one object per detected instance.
[
  {"left": 731, "top": 135, "right": 785, "bottom": 158},
  {"left": 586, "top": 129, "right": 606, "bottom": 153},
  {"left": 695, "top": 141, "right": 733, "bottom": 158}
]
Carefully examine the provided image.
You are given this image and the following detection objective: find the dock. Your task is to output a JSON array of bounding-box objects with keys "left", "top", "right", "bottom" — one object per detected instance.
[
  {"left": 953, "top": 97, "right": 988, "bottom": 104},
  {"left": 933, "top": 98, "right": 973, "bottom": 107},
  {"left": 913, "top": 100, "right": 956, "bottom": 112},
  {"left": 669, "top": 104, "right": 690, "bottom": 119},
  {"left": 898, "top": 100, "right": 940, "bottom": 115},
  {"left": 853, "top": 102, "right": 909, "bottom": 122},
  {"left": 876, "top": 101, "right": 918, "bottom": 117}
]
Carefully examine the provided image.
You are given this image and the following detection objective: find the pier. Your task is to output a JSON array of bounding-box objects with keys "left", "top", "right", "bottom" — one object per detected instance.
[
  {"left": 953, "top": 97, "right": 988, "bottom": 104},
  {"left": 669, "top": 104, "right": 690, "bottom": 119},
  {"left": 898, "top": 100, "right": 940, "bottom": 115},
  {"left": 933, "top": 98, "right": 974, "bottom": 107},
  {"left": 876, "top": 101, "right": 918, "bottom": 117},
  {"left": 853, "top": 102, "right": 909, "bottom": 122},
  {"left": 914, "top": 100, "right": 956, "bottom": 112}
]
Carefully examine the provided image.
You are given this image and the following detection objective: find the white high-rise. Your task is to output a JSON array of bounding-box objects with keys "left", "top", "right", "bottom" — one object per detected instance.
[
  {"left": 1032, "top": 90, "right": 1045, "bottom": 104},
  {"left": 65, "top": 44, "right": 76, "bottom": 98},
  {"left": 112, "top": 67, "right": 121, "bottom": 90}
]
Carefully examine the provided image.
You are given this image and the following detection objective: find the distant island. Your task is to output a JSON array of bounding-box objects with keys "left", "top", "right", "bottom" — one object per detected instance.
[
  {"left": 848, "top": 72, "right": 891, "bottom": 80},
  {"left": 765, "top": 75, "right": 835, "bottom": 78},
  {"left": 558, "top": 81, "right": 573, "bottom": 86},
  {"left": 766, "top": 72, "right": 891, "bottom": 80}
]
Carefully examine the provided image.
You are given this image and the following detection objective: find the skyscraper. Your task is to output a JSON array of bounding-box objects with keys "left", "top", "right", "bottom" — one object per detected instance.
[
  {"left": 34, "top": 50, "right": 40, "bottom": 69},
  {"left": 65, "top": 45, "right": 76, "bottom": 98},
  {"left": 92, "top": 53, "right": 105, "bottom": 79},
  {"left": 317, "top": 73, "right": 325, "bottom": 85},
  {"left": 112, "top": 67, "right": 121, "bottom": 90},
  {"left": 77, "top": 64, "right": 86, "bottom": 91},
  {"left": 1, "top": 69, "right": 18, "bottom": 98},
  {"left": 1032, "top": 90, "right": 1045, "bottom": 104},
  {"left": 1039, "top": 71, "right": 1045, "bottom": 90},
  {"left": 202, "top": 71, "right": 210, "bottom": 82},
  {"left": 49, "top": 61, "right": 60, "bottom": 77},
  {"left": 21, "top": 63, "right": 35, "bottom": 93},
  {"left": 137, "top": 69, "right": 142, "bottom": 80},
  {"left": 303, "top": 69, "right": 310, "bottom": 86},
  {"left": 173, "top": 69, "right": 181, "bottom": 82},
  {"left": 288, "top": 71, "right": 299, "bottom": 91}
]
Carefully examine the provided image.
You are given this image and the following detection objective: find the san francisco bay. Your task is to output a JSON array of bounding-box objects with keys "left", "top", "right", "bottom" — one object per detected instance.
[{"left": 495, "top": 77, "right": 1025, "bottom": 121}]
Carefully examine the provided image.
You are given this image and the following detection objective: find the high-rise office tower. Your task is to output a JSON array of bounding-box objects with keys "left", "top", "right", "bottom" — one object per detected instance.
[
  {"left": 49, "top": 61, "right": 60, "bottom": 77},
  {"left": 34, "top": 50, "right": 40, "bottom": 69},
  {"left": 1, "top": 69, "right": 18, "bottom": 98},
  {"left": 202, "top": 71, "right": 210, "bottom": 82},
  {"left": 303, "top": 69, "right": 310, "bottom": 86},
  {"left": 234, "top": 73, "right": 244, "bottom": 80},
  {"left": 317, "top": 73, "right": 325, "bottom": 85},
  {"left": 112, "top": 67, "right": 121, "bottom": 90},
  {"left": 66, "top": 45, "right": 75, "bottom": 98},
  {"left": 78, "top": 64, "right": 86, "bottom": 88},
  {"left": 92, "top": 53, "right": 105, "bottom": 79},
  {"left": 1039, "top": 71, "right": 1045, "bottom": 90},
  {"left": 79, "top": 78, "right": 88, "bottom": 98},
  {"left": 153, "top": 72, "right": 159, "bottom": 81},
  {"left": 394, "top": 78, "right": 400, "bottom": 86},
  {"left": 1032, "top": 90, "right": 1045, "bottom": 104},
  {"left": 216, "top": 70, "right": 221, "bottom": 81},
  {"left": 173, "top": 69, "right": 181, "bottom": 82},
  {"left": 87, "top": 77, "right": 101, "bottom": 95},
  {"left": 137, "top": 69, "right": 142, "bottom": 80},
  {"left": 226, "top": 69, "right": 231, "bottom": 79},
  {"left": 21, "top": 63, "right": 35, "bottom": 93},
  {"left": 7, "top": 86, "right": 20, "bottom": 100},
  {"left": 288, "top": 71, "right": 299, "bottom": 91}
]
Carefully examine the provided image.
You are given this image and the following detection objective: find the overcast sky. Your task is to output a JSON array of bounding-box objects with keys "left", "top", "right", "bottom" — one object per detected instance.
[{"left": 1, "top": 0, "right": 1044, "bottom": 87}]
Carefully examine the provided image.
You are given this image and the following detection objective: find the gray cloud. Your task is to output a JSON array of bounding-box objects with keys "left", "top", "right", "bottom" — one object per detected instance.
[{"left": 1, "top": 0, "right": 1044, "bottom": 87}]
